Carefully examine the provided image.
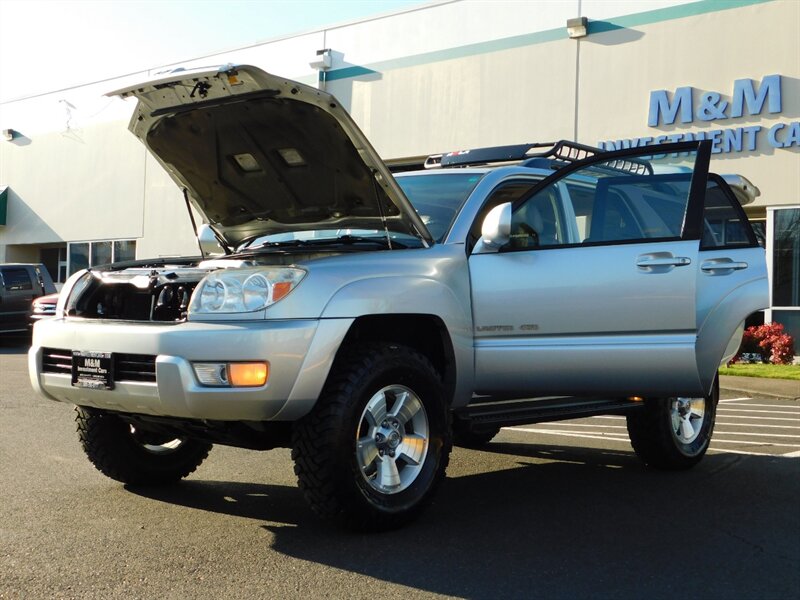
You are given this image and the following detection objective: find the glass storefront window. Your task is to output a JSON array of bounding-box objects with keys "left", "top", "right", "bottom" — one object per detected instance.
[
  {"left": 69, "top": 243, "right": 89, "bottom": 275},
  {"left": 114, "top": 240, "right": 136, "bottom": 262},
  {"left": 773, "top": 208, "right": 800, "bottom": 307},
  {"left": 68, "top": 240, "right": 136, "bottom": 275},
  {"left": 91, "top": 241, "right": 112, "bottom": 267}
]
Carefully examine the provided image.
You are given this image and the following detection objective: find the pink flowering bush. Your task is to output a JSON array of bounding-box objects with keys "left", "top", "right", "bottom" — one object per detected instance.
[{"left": 730, "top": 323, "right": 795, "bottom": 365}]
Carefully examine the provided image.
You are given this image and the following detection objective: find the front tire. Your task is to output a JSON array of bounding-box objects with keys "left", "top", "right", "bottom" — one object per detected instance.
[
  {"left": 626, "top": 376, "right": 719, "bottom": 470},
  {"left": 76, "top": 407, "right": 212, "bottom": 485},
  {"left": 292, "top": 343, "right": 451, "bottom": 531}
]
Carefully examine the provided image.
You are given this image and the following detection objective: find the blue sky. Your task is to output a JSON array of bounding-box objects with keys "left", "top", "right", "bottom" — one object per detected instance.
[{"left": 0, "top": 0, "right": 430, "bottom": 102}]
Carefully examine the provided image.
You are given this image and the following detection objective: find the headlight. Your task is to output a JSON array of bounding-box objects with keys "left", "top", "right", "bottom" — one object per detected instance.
[{"left": 189, "top": 267, "right": 306, "bottom": 314}]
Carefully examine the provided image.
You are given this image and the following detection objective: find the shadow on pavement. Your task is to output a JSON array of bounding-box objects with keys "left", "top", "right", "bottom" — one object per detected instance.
[
  {"left": 130, "top": 442, "right": 800, "bottom": 599},
  {"left": 0, "top": 334, "right": 31, "bottom": 355}
]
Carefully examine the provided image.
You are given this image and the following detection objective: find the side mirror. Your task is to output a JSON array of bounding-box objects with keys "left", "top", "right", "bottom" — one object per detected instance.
[
  {"left": 197, "top": 224, "right": 224, "bottom": 256},
  {"left": 474, "top": 202, "right": 511, "bottom": 253}
]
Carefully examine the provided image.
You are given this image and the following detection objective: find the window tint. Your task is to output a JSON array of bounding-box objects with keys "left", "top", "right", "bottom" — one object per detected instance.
[
  {"left": 1, "top": 268, "right": 33, "bottom": 291},
  {"left": 701, "top": 180, "right": 756, "bottom": 249}
]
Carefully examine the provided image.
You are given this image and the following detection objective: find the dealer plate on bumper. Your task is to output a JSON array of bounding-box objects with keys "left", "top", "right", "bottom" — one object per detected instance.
[{"left": 71, "top": 351, "right": 114, "bottom": 390}]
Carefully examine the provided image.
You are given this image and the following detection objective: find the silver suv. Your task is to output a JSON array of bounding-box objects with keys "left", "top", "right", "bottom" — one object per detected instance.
[{"left": 29, "top": 66, "right": 768, "bottom": 530}]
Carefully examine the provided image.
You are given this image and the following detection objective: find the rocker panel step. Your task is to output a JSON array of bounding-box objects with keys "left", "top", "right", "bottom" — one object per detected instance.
[{"left": 454, "top": 396, "right": 644, "bottom": 429}]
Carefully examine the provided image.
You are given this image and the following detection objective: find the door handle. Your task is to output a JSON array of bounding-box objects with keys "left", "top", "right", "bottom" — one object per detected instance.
[
  {"left": 636, "top": 256, "right": 692, "bottom": 268},
  {"left": 701, "top": 259, "right": 748, "bottom": 273}
]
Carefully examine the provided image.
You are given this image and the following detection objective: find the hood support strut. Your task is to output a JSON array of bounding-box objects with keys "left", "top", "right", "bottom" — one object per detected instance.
[{"left": 183, "top": 188, "right": 231, "bottom": 257}]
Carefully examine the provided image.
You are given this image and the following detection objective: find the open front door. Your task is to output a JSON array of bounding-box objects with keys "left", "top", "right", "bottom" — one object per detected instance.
[{"left": 469, "top": 141, "right": 715, "bottom": 399}]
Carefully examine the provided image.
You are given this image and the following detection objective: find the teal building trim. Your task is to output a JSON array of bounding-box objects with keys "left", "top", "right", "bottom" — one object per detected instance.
[{"left": 323, "top": 0, "right": 776, "bottom": 83}]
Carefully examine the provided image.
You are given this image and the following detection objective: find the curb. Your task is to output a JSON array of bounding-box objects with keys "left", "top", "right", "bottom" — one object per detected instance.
[{"left": 720, "top": 385, "right": 798, "bottom": 402}]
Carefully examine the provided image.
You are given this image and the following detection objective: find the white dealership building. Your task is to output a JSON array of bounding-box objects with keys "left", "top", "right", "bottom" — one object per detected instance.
[{"left": 0, "top": 0, "right": 798, "bottom": 336}]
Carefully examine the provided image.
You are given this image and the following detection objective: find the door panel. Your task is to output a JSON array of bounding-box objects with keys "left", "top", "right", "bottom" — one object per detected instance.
[
  {"left": 471, "top": 240, "right": 702, "bottom": 397},
  {"left": 470, "top": 142, "right": 712, "bottom": 399}
]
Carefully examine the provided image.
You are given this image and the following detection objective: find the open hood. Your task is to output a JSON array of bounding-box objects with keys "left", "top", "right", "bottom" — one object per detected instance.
[{"left": 109, "top": 65, "right": 432, "bottom": 249}]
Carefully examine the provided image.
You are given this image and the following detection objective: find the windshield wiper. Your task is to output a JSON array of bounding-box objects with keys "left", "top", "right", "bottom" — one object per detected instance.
[
  {"left": 236, "top": 235, "right": 407, "bottom": 254},
  {"left": 335, "top": 235, "right": 407, "bottom": 249},
  {"left": 256, "top": 239, "right": 310, "bottom": 249}
]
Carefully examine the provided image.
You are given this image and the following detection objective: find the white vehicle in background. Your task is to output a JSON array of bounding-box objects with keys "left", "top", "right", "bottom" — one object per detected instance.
[{"left": 29, "top": 65, "right": 768, "bottom": 530}]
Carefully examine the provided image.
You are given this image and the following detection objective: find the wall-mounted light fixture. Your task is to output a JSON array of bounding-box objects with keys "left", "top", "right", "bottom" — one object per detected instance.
[
  {"left": 567, "top": 17, "right": 588, "bottom": 39},
  {"left": 310, "top": 48, "right": 332, "bottom": 72},
  {"left": 2, "top": 129, "right": 17, "bottom": 141},
  {"left": 310, "top": 48, "right": 333, "bottom": 92}
]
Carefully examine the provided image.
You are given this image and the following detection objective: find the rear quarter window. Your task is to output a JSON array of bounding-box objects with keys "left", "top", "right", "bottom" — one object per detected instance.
[
  {"left": 1, "top": 268, "right": 33, "bottom": 291},
  {"left": 701, "top": 179, "right": 758, "bottom": 249}
]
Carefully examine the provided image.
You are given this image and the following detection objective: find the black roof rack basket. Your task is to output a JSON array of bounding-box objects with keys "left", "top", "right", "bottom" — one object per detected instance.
[{"left": 424, "top": 140, "right": 652, "bottom": 175}]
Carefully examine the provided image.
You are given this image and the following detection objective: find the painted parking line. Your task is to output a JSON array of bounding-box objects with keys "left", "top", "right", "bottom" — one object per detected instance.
[
  {"left": 504, "top": 427, "right": 630, "bottom": 443},
  {"left": 503, "top": 425, "right": 800, "bottom": 448},
  {"left": 714, "top": 422, "right": 800, "bottom": 429},
  {"left": 719, "top": 402, "right": 800, "bottom": 409},
  {"left": 715, "top": 415, "right": 800, "bottom": 422},
  {"left": 717, "top": 408, "right": 800, "bottom": 415},
  {"left": 504, "top": 398, "right": 800, "bottom": 456}
]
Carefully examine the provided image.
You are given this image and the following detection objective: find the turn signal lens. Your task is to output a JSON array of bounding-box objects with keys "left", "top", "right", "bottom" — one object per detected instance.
[
  {"left": 272, "top": 282, "right": 292, "bottom": 302},
  {"left": 228, "top": 362, "right": 269, "bottom": 387}
]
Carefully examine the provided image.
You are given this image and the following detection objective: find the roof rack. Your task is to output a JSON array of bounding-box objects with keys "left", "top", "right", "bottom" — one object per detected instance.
[{"left": 424, "top": 140, "right": 652, "bottom": 175}]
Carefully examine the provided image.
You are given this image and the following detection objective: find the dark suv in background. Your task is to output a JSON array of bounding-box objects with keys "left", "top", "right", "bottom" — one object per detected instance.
[{"left": 0, "top": 264, "right": 57, "bottom": 335}]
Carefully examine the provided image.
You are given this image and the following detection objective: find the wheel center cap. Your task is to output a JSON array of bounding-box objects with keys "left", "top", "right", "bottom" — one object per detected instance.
[{"left": 388, "top": 431, "right": 402, "bottom": 448}]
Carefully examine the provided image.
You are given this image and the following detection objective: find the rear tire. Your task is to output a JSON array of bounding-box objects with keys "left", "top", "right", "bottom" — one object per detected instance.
[
  {"left": 626, "top": 376, "right": 719, "bottom": 470},
  {"left": 292, "top": 343, "right": 451, "bottom": 531},
  {"left": 76, "top": 407, "right": 212, "bottom": 485}
]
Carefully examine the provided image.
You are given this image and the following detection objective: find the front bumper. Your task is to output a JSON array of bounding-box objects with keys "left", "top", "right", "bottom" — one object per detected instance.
[{"left": 29, "top": 316, "right": 352, "bottom": 421}]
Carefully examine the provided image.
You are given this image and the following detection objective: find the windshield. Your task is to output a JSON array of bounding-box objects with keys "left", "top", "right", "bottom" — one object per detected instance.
[{"left": 397, "top": 172, "right": 484, "bottom": 242}]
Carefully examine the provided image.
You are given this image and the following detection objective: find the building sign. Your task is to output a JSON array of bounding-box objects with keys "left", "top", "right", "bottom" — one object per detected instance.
[{"left": 599, "top": 75, "right": 799, "bottom": 153}]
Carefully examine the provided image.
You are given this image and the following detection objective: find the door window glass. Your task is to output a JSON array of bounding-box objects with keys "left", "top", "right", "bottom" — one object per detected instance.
[
  {"left": 513, "top": 166, "right": 695, "bottom": 248},
  {"left": 510, "top": 186, "right": 566, "bottom": 249}
]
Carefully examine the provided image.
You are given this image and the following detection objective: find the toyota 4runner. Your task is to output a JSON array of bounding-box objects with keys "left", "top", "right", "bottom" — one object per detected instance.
[{"left": 29, "top": 65, "right": 768, "bottom": 530}]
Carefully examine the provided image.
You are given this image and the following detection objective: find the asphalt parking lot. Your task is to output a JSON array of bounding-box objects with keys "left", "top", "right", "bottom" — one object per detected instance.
[{"left": 2, "top": 336, "right": 798, "bottom": 599}]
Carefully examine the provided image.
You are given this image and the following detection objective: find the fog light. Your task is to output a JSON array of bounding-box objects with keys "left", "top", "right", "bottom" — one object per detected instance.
[
  {"left": 193, "top": 363, "right": 229, "bottom": 386},
  {"left": 193, "top": 362, "right": 269, "bottom": 387},
  {"left": 228, "top": 362, "right": 269, "bottom": 387}
]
